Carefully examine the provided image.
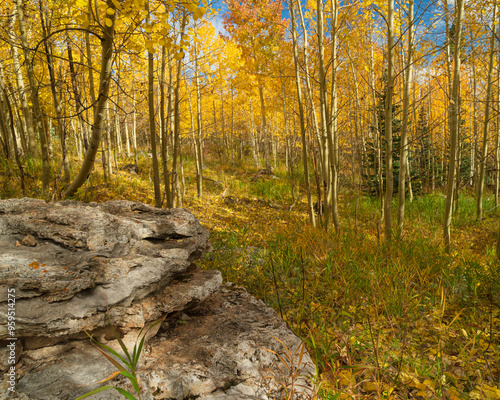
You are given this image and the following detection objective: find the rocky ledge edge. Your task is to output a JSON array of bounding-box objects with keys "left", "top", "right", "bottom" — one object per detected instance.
[{"left": 0, "top": 199, "right": 314, "bottom": 400}]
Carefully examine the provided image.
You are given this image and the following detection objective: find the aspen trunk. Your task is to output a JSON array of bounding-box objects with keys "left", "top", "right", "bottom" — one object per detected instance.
[
  {"left": 476, "top": 0, "right": 497, "bottom": 220},
  {"left": 8, "top": 6, "right": 36, "bottom": 157},
  {"left": 67, "top": 32, "right": 88, "bottom": 151},
  {"left": 249, "top": 99, "right": 260, "bottom": 167},
  {"left": 194, "top": 25, "right": 203, "bottom": 198},
  {"left": 496, "top": 59, "right": 500, "bottom": 207},
  {"left": 132, "top": 87, "right": 138, "bottom": 166},
  {"left": 39, "top": 1, "right": 70, "bottom": 181},
  {"left": 160, "top": 47, "right": 170, "bottom": 207},
  {"left": 171, "top": 13, "right": 187, "bottom": 208},
  {"left": 298, "top": 0, "right": 324, "bottom": 192},
  {"left": 147, "top": 1, "right": 161, "bottom": 208},
  {"left": 317, "top": 0, "right": 332, "bottom": 229},
  {"left": 443, "top": 0, "right": 464, "bottom": 253},
  {"left": 397, "top": 0, "right": 414, "bottom": 235},
  {"left": 105, "top": 106, "right": 113, "bottom": 178},
  {"left": 258, "top": 85, "right": 270, "bottom": 169},
  {"left": 0, "top": 64, "right": 13, "bottom": 159},
  {"left": 86, "top": 0, "right": 97, "bottom": 109},
  {"left": 16, "top": 0, "right": 50, "bottom": 190},
  {"left": 329, "top": 0, "right": 340, "bottom": 231},
  {"left": 0, "top": 65, "right": 25, "bottom": 194},
  {"left": 65, "top": 0, "right": 117, "bottom": 197},
  {"left": 384, "top": 0, "right": 395, "bottom": 241}
]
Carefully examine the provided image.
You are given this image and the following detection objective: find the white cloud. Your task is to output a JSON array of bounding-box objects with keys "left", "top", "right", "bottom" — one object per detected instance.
[{"left": 210, "top": 12, "right": 227, "bottom": 36}]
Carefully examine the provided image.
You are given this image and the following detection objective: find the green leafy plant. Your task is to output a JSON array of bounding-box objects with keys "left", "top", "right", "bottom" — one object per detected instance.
[{"left": 75, "top": 316, "right": 165, "bottom": 400}]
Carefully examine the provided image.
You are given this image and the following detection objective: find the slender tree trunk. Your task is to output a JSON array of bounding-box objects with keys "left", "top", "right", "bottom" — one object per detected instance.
[
  {"left": 105, "top": 106, "right": 113, "bottom": 178},
  {"left": 39, "top": 1, "right": 70, "bottom": 181},
  {"left": 194, "top": 25, "right": 203, "bottom": 198},
  {"left": 160, "top": 47, "right": 170, "bottom": 207},
  {"left": 163, "top": 50, "right": 172, "bottom": 207},
  {"left": 8, "top": 6, "right": 36, "bottom": 157},
  {"left": 385, "top": 0, "right": 395, "bottom": 240},
  {"left": 16, "top": 0, "right": 50, "bottom": 190},
  {"left": 476, "top": 0, "right": 497, "bottom": 220},
  {"left": 249, "top": 99, "right": 259, "bottom": 167},
  {"left": 66, "top": 31, "right": 88, "bottom": 151},
  {"left": 171, "top": 13, "right": 187, "bottom": 207},
  {"left": 132, "top": 86, "right": 138, "bottom": 166},
  {"left": 495, "top": 59, "right": 500, "bottom": 208},
  {"left": 258, "top": 85, "right": 270, "bottom": 168},
  {"left": 0, "top": 64, "right": 13, "bottom": 159},
  {"left": 86, "top": 0, "right": 97, "bottom": 111},
  {"left": 147, "top": 1, "right": 161, "bottom": 208},
  {"left": 290, "top": 0, "right": 315, "bottom": 226},
  {"left": 397, "top": 0, "right": 414, "bottom": 235},
  {"left": 443, "top": 0, "right": 464, "bottom": 252},
  {"left": 298, "top": 0, "right": 324, "bottom": 193},
  {"left": 65, "top": 0, "right": 117, "bottom": 197},
  {"left": 1, "top": 65, "right": 25, "bottom": 194},
  {"left": 329, "top": 0, "right": 340, "bottom": 231},
  {"left": 317, "top": 0, "right": 333, "bottom": 229}
]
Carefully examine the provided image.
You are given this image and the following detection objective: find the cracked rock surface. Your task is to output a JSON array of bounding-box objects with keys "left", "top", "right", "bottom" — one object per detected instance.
[{"left": 0, "top": 199, "right": 314, "bottom": 400}]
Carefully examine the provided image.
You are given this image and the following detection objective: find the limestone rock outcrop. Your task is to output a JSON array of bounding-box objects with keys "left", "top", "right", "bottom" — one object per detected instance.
[{"left": 0, "top": 199, "right": 314, "bottom": 400}]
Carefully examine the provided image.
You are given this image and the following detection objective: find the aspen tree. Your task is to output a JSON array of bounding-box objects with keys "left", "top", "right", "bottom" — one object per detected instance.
[
  {"left": 146, "top": 0, "right": 162, "bottom": 208},
  {"left": 193, "top": 23, "right": 203, "bottom": 198},
  {"left": 39, "top": 0, "right": 70, "bottom": 181},
  {"left": 495, "top": 57, "right": 500, "bottom": 207},
  {"left": 65, "top": 0, "right": 117, "bottom": 197},
  {"left": 288, "top": 0, "right": 316, "bottom": 227},
  {"left": 476, "top": 0, "right": 497, "bottom": 221},
  {"left": 329, "top": 0, "right": 340, "bottom": 231},
  {"left": 7, "top": 6, "right": 36, "bottom": 157},
  {"left": 16, "top": 0, "right": 50, "bottom": 191},
  {"left": 85, "top": 0, "right": 97, "bottom": 110},
  {"left": 317, "top": 0, "right": 333, "bottom": 228},
  {"left": 397, "top": 0, "right": 414, "bottom": 235},
  {"left": 0, "top": 64, "right": 13, "bottom": 159},
  {"left": 297, "top": 0, "right": 324, "bottom": 195},
  {"left": 0, "top": 64, "right": 25, "bottom": 195},
  {"left": 172, "top": 12, "right": 188, "bottom": 207},
  {"left": 66, "top": 31, "right": 89, "bottom": 151},
  {"left": 444, "top": 0, "right": 465, "bottom": 253},
  {"left": 385, "top": 0, "right": 395, "bottom": 240}
]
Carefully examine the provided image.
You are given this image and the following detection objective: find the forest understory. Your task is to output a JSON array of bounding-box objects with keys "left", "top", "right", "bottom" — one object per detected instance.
[{"left": 1, "top": 152, "right": 499, "bottom": 400}]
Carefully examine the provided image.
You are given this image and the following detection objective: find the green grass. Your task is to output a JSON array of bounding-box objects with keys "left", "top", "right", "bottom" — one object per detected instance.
[{"left": 2, "top": 150, "right": 500, "bottom": 399}]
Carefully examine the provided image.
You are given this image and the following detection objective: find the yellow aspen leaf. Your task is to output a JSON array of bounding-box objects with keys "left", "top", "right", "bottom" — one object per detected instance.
[
  {"left": 106, "top": 7, "right": 115, "bottom": 14},
  {"left": 111, "top": 0, "right": 122, "bottom": 9},
  {"left": 193, "top": 8, "right": 203, "bottom": 20},
  {"left": 423, "top": 379, "right": 434, "bottom": 391},
  {"left": 362, "top": 382, "right": 377, "bottom": 392},
  {"left": 410, "top": 380, "right": 426, "bottom": 390},
  {"left": 105, "top": 18, "right": 113, "bottom": 27},
  {"left": 174, "top": 52, "right": 185, "bottom": 60}
]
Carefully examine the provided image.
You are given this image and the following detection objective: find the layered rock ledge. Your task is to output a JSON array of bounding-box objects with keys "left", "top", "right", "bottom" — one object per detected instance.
[{"left": 0, "top": 199, "right": 314, "bottom": 400}]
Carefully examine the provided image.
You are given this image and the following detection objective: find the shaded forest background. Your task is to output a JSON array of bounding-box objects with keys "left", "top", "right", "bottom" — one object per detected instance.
[{"left": 1, "top": 0, "right": 500, "bottom": 398}]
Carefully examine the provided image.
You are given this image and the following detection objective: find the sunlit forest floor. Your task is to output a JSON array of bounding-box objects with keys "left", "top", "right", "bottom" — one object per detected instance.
[{"left": 1, "top": 153, "right": 500, "bottom": 400}]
